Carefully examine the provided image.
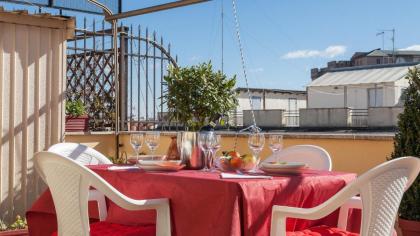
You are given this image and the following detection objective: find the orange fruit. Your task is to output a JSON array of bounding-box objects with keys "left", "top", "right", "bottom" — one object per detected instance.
[
  {"left": 228, "top": 151, "right": 241, "bottom": 159},
  {"left": 230, "top": 156, "right": 243, "bottom": 169}
]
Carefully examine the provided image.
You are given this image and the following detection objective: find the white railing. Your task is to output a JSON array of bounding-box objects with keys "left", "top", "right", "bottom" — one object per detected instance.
[
  {"left": 284, "top": 111, "right": 299, "bottom": 127},
  {"left": 349, "top": 109, "right": 368, "bottom": 127}
]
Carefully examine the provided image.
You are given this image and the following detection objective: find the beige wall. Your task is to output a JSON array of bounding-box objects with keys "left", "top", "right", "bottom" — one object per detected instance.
[
  {"left": 66, "top": 132, "right": 393, "bottom": 175},
  {"left": 0, "top": 11, "right": 74, "bottom": 223},
  {"left": 237, "top": 91, "right": 306, "bottom": 111}
]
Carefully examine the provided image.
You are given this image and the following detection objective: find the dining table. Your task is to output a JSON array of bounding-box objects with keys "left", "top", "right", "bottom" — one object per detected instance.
[{"left": 27, "top": 165, "right": 361, "bottom": 236}]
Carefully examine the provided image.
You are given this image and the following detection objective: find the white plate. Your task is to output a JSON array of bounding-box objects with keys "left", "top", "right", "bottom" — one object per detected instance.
[
  {"left": 260, "top": 162, "right": 308, "bottom": 174},
  {"left": 138, "top": 160, "right": 182, "bottom": 167},
  {"left": 127, "top": 155, "right": 166, "bottom": 164},
  {"left": 138, "top": 164, "right": 185, "bottom": 172},
  {"left": 261, "top": 162, "right": 307, "bottom": 169}
]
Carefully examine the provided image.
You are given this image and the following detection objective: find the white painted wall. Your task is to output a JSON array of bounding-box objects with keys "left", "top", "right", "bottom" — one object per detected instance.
[
  {"left": 0, "top": 12, "right": 73, "bottom": 223},
  {"left": 308, "top": 79, "right": 407, "bottom": 109},
  {"left": 308, "top": 86, "right": 345, "bottom": 108},
  {"left": 237, "top": 91, "right": 306, "bottom": 112}
]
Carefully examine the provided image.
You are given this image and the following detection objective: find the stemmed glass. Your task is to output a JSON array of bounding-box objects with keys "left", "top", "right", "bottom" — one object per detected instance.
[
  {"left": 145, "top": 131, "right": 160, "bottom": 156},
  {"left": 198, "top": 132, "right": 212, "bottom": 172},
  {"left": 269, "top": 134, "right": 283, "bottom": 153},
  {"left": 208, "top": 134, "right": 221, "bottom": 172},
  {"left": 130, "top": 133, "right": 144, "bottom": 162},
  {"left": 248, "top": 132, "right": 265, "bottom": 172}
]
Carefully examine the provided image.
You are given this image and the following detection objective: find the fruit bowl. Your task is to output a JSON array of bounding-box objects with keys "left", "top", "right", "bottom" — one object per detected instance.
[{"left": 216, "top": 151, "right": 257, "bottom": 172}]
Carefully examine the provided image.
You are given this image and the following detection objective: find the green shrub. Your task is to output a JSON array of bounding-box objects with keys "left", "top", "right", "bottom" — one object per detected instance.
[
  {"left": 163, "top": 61, "right": 238, "bottom": 131},
  {"left": 66, "top": 99, "right": 87, "bottom": 117},
  {"left": 390, "top": 67, "right": 420, "bottom": 221}
]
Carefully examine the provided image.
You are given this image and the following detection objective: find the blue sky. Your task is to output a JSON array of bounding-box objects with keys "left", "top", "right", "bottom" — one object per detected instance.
[{"left": 3, "top": 0, "right": 420, "bottom": 91}]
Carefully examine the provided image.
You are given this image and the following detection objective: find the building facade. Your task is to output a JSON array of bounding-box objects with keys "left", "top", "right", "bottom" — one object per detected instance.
[
  {"left": 301, "top": 63, "right": 415, "bottom": 128},
  {"left": 233, "top": 88, "right": 307, "bottom": 127},
  {"left": 311, "top": 48, "right": 420, "bottom": 80}
]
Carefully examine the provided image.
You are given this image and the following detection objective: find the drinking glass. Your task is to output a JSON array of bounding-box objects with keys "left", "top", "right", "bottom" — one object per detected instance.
[
  {"left": 198, "top": 132, "right": 212, "bottom": 171},
  {"left": 130, "top": 133, "right": 144, "bottom": 161},
  {"left": 248, "top": 132, "right": 265, "bottom": 172},
  {"left": 208, "top": 134, "right": 221, "bottom": 172},
  {"left": 145, "top": 131, "right": 160, "bottom": 156},
  {"left": 269, "top": 134, "right": 283, "bottom": 154}
]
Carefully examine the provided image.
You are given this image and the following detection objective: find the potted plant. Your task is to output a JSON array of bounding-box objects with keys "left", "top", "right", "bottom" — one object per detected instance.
[
  {"left": 390, "top": 67, "right": 420, "bottom": 236},
  {"left": 0, "top": 216, "right": 28, "bottom": 236},
  {"left": 65, "top": 99, "right": 89, "bottom": 132},
  {"left": 163, "top": 61, "right": 238, "bottom": 168}
]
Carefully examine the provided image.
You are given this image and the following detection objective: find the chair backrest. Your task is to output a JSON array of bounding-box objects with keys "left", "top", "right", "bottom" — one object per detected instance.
[
  {"left": 264, "top": 145, "right": 332, "bottom": 171},
  {"left": 357, "top": 157, "right": 419, "bottom": 236},
  {"left": 303, "top": 157, "right": 420, "bottom": 236},
  {"left": 48, "top": 142, "right": 112, "bottom": 165},
  {"left": 34, "top": 151, "right": 140, "bottom": 236}
]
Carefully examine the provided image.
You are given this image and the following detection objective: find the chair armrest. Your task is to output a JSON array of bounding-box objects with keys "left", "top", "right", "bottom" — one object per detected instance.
[
  {"left": 90, "top": 176, "right": 171, "bottom": 236},
  {"left": 272, "top": 205, "right": 326, "bottom": 220},
  {"left": 271, "top": 206, "right": 321, "bottom": 236},
  {"left": 270, "top": 187, "right": 359, "bottom": 236}
]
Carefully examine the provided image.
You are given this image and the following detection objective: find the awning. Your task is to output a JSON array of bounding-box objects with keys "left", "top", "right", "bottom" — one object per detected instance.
[{"left": 308, "top": 63, "right": 419, "bottom": 87}]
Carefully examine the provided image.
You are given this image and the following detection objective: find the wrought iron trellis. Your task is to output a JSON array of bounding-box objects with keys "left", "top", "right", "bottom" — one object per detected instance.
[{"left": 66, "top": 17, "right": 178, "bottom": 131}]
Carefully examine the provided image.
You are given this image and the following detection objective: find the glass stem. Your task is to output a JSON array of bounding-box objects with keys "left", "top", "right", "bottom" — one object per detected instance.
[
  {"left": 203, "top": 150, "right": 209, "bottom": 170},
  {"left": 209, "top": 150, "right": 214, "bottom": 170}
]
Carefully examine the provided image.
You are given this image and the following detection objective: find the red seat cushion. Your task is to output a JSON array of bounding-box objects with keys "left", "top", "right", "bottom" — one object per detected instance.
[
  {"left": 287, "top": 225, "right": 359, "bottom": 236},
  {"left": 51, "top": 221, "right": 156, "bottom": 236}
]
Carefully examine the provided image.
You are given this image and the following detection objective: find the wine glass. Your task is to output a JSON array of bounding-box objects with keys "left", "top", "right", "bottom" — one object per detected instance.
[
  {"left": 269, "top": 134, "right": 283, "bottom": 154},
  {"left": 198, "top": 132, "right": 212, "bottom": 171},
  {"left": 248, "top": 132, "right": 265, "bottom": 172},
  {"left": 130, "top": 133, "right": 144, "bottom": 162},
  {"left": 145, "top": 131, "right": 160, "bottom": 156},
  {"left": 208, "top": 134, "right": 221, "bottom": 172}
]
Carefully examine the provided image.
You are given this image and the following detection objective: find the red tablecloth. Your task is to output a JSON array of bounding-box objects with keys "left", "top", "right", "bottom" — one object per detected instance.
[{"left": 27, "top": 166, "right": 360, "bottom": 236}]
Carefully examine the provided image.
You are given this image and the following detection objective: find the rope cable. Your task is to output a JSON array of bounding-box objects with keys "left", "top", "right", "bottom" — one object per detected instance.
[{"left": 231, "top": 0, "right": 260, "bottom": 133}]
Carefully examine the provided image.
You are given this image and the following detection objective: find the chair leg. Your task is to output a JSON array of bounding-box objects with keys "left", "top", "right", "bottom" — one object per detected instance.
[
  {"left": 270, "top": 212, "right": 286, "bottom": 236},
  {"left": 88, "top": 189, "right": 108, "bottom": 221},
  {"left": 156, "top": 202, "right": 171, "bottom": 236}
]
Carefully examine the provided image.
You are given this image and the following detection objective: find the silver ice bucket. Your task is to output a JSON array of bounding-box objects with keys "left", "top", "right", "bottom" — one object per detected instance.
[{"left": 177, "top": 131, "right": 204, "bottom": 169}]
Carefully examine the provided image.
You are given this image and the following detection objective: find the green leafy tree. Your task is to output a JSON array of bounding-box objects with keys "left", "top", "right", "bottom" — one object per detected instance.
[
  {"left": 391, "top": 67, "right": 420, "bottom": 221},
  {"left": 163, "top": 62, "right": 238, "bottom": 131}
]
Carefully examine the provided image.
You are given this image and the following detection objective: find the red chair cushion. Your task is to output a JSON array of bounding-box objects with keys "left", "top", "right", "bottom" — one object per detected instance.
[
  {"left": 51, "top": 221, "right": 156, "bottom": 236},
  {"left": 287, "top": 225, "right": 359, "bottom": 236}
]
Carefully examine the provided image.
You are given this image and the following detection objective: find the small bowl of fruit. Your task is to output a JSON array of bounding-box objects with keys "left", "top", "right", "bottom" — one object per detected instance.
[{"left": 217, "top": 151, "right": 257, "bottom": 172}]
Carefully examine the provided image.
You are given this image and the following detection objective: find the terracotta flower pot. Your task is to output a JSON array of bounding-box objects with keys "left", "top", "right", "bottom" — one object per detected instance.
[
  {"left": 399, "top": 218, "right": 420, "bottom": 236},
  {"left": 65, "top": 115, "right": 89, "bottom": 132},
  {"left": 0, "top": 229, "right": 28, "bottom": 236}
]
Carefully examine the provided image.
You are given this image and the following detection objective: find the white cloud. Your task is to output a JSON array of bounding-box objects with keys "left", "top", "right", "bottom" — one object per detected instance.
[
  {"left": 189, "top": 55, "right": 201, "bottom": 61},
  {"left": 282, "top": 45, "right": 347, "bottom": 59},
  {"left": 399, "top": 45, "right": 420, "bottom": 51},
  {"left": 249, "top": 67, "right": 264, "bottom": 73}
]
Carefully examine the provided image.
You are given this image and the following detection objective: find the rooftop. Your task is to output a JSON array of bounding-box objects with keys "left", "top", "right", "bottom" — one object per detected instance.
[
  {"left": 236, "top": 87, "right": 307, "bottom": 94},
  {"left": 309, "top": 62, "right": 418, "bottom": 87}
]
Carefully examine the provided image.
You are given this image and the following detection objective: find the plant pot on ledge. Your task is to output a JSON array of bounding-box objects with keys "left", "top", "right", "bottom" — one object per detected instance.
[
  {"left": 399, "top": 218, "right": 420, "bottom": 236},
  {"left": 65, "top": 115, "right": 89, "bottom": 132},
  {"left": 65, "top": 99, "right": 88, "bottom": 132}
]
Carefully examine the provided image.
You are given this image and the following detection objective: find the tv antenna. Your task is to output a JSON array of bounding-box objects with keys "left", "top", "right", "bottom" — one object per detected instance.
[{"left": 376, "top": 29, "right": 396, "bottom": 61}]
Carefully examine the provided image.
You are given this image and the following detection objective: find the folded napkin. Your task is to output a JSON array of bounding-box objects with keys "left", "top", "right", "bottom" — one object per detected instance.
[
  {"left": 220, "top": 172, "right": 272, "bottom": 179},
  {"left": 108, "top": 166, "right": 140, "bottom": 171}
]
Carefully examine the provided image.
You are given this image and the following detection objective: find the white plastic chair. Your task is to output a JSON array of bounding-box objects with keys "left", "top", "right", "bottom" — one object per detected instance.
[
  {"left": 48, "top": 142, "right": 112, "bottom": 221},
  {"left": 270, "top": 156, "right": 420, "bottom": 236},
  {"left": 264, "top": 145, "right": 332, "bottom": 171},
  {"left": 34, "top": 151, "right": 171, "bottom": 236},
  {"left": 48, "top": 142, "right": 112, "bottom": 165}
]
